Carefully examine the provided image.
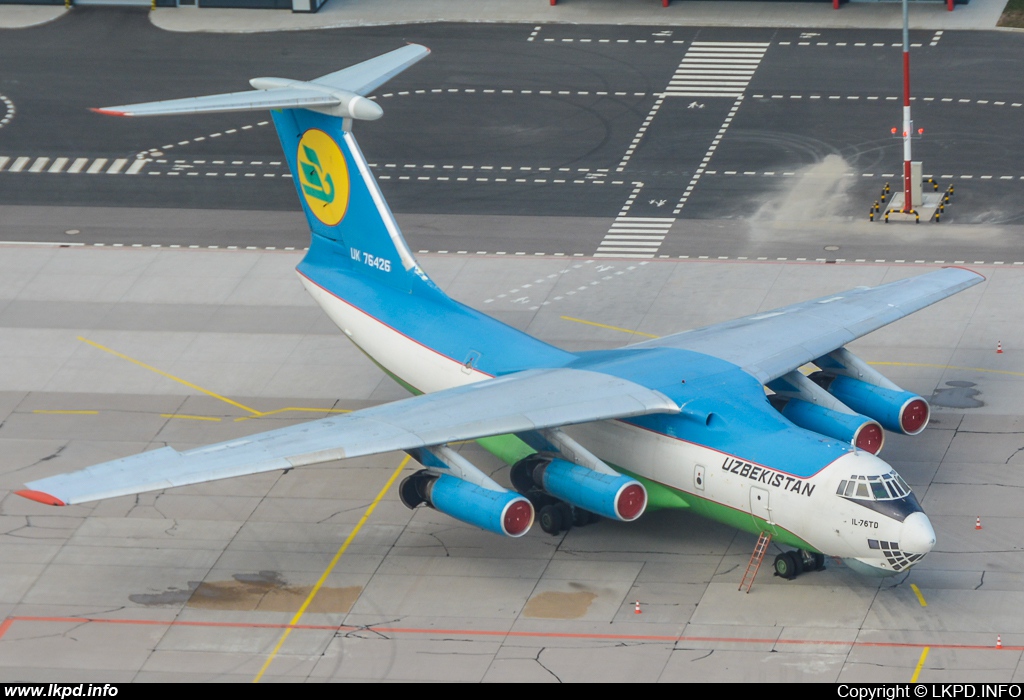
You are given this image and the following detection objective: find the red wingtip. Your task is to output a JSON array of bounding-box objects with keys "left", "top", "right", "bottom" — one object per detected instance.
[
  {"left": 90, "top": 108, "right": 128, "bottom": 117},
  {"left": 14, "top": 490, "right": 65, "bottom": 506},
  {"left": 943, "top": 265, "right": 987, "bottom": 281}
]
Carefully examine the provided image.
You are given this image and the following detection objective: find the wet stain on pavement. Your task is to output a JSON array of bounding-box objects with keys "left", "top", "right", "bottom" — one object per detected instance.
[
  {"left": 930, "top": 380, "right": 984, "bottom": 409},
  {"left": 130, "top": 570, "right": 361, "bottom": 613},
  {"left": 523, "top": 589, "right": 598, "bottom": 619}
]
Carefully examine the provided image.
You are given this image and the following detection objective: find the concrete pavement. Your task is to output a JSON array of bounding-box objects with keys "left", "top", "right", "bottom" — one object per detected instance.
[{"left": 0, "top": 0, "right": 1013, "bottom": 32}]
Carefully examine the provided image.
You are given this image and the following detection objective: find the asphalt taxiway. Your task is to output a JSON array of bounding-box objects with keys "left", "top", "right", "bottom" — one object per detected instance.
[
  {"left": 1, "top": 243, "right": 1023, "bottom": 682},
  {"left": 2, "top": 10, "right": 1024, "bottom": 239}
]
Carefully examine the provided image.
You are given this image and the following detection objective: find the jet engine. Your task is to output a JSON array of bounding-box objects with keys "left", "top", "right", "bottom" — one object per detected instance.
[
  {"left": 810, "top": 373, "right": 928, "bottom": 435},
  {"left": 809, "top": 347, "right": 930, "bottom": 435},
  {"left": 511, "top": 455, "right": 646, "bottom": 522},
  {"left": 776, "top": 398, "right": 884, "bottom": 455},
  {"left": 400, "top": 470, "right": 534, "bottom": 537},
  {"left": 767, "top": 370, "right": 884, "bottom": 453}
]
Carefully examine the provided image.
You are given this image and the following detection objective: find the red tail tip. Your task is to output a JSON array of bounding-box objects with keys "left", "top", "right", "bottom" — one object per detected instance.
[{"left": 90, "top": 108, "right": 128, "bottom": 117}]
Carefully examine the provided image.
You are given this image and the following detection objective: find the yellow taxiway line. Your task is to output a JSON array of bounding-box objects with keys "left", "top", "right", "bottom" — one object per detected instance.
[
  {"left": 559, "top": 316, "right": 1024, "bottom": 378},
  {"left": 78, "top": 336, "right": 262, "bottom": 417},
  {"left": 252, "top": 454, "right": 411, "bottom": 683},
  {"left": 77, "top": 336, "right": 353, "bottom": 421},
  {"left": 910, "top": 583, "right": 928, "bottom": 607},
  {"left": 559, "top": 315, "right": 660, "bottom": 339},
  {"left": 911, "top": 647, "right": 930, "bottom": 683},
  {"left": 160, "top": 414, "right": 223, "bottom": 422},
  {"left": 31, "top": 410, "right": 99, "bottom": 415}
]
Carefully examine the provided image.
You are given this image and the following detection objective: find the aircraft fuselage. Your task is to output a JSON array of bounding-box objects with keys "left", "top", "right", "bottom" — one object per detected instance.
[{"left": 299, "top": 262, "right": 935, "bottom": 577}]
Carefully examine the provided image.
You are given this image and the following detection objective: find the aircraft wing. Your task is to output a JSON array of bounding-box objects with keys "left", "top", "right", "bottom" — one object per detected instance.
[
  {"left": 17, "top": 367, "right": 678, "bottom": 507},
  {"left": 634, "top": 266, "right": 984, "bottom": 384}
]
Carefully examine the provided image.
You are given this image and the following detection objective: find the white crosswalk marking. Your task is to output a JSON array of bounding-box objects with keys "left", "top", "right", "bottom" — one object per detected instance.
[
  {"left": 28, "top": 157, "right": 49, "bottom": 173},
  {"left": 0, "top": 156, "right": 9, "bottom": 172},
  {"left": 106, "top": 158, "right": 128, "bottom": 174},
  {"left": 9, "top": 156, "right": 30, "bottom": 173},
  {"left": 126, "top": 158, "right": 148, "bottom": 175},
  {"left": 67, "top": 158, "right": 89, "bottom": 174},
  {"left": 86, "top": 158, "right": 108, "bottom": 174},
  {"left": 48, "top": 157, "right": 69, "bottom": 173},
  {"left": 595, "top": 217, "right": 675, "bottom": 258},
  {"left": 664, "top": 41, "right": 769, "bottom": 98}
]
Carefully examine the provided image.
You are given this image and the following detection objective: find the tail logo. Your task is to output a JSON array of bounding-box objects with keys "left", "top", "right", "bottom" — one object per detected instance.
[{"left": 297, "top": 129, "right": 350, "bottom": 226}]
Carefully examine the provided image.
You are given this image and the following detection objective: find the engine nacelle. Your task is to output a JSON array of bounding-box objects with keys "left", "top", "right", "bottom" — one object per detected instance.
[
  {"left": 399, "top": 471, "right": 534, "bottom": 537},
  {"left": 778, "top": 398, "right": 884, "bottom": 454},
  {"left": 812, "top": 373, "right": 929, "bottom": 435},
  {"left": 514, "top": 456, "right": 646, "bottom": 522}
]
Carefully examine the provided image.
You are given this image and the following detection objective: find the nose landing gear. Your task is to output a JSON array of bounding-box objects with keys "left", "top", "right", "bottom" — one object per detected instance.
[{"left": 773, "top": 550, "right": 826, "bottom": 579}]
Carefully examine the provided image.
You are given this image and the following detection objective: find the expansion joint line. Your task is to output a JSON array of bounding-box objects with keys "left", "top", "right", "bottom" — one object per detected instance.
[
  {"left": 673, "top": 95, "right": 743, "bottom": 216},
  {"left": 617, "top": 95, "right": 666, "bottom": 172}
]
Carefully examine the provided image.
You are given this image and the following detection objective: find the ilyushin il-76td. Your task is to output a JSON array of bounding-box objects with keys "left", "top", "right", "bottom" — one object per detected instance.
[{"left": 17, "top": 46, "right": 983, "bottom": 585}]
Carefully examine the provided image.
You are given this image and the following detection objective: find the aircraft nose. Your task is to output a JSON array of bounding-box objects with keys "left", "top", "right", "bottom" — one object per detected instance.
[{"left": 900, "top": 511, "right": 936, "bottom": 554}]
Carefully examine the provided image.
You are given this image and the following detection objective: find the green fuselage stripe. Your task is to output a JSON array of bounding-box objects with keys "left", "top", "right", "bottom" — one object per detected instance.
[{"left": 614, "top": 465, "right": 818, "bottom": 553}]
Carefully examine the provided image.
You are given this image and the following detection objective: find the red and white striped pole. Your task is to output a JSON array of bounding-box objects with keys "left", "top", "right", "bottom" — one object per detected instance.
[{"left": 901, "top": 0, "right": 913, "bottom": 213}]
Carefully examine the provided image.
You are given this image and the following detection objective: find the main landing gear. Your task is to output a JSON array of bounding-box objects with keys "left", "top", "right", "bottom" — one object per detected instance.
[
  {"left": 537, "top": 501, "right": 600, "bottom": 535},
  {"left": 773, "top": 550, "right": 826, "bottom": 580},
  {"left": 510, "top": 455, "right": 600, "bottom": 536}
]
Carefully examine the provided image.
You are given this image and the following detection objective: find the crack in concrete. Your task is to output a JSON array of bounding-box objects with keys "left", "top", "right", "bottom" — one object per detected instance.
[
  {"left": 976, "top": 570, "right": 986, "bottom": 590},
  {"left": 426, "top": 531, "right": 451, "bottom": 557},
  {"left": 337, "top": 618, "right": 402, "bottom": 641},
  {"left": 7, "top": 442, "right": 70, "bottom": 475},
  {"left": 316, "top": 503, "right": 370, "bottom": 525},
  {"left": 691, "top": 649, "right": 714, "bottom": 661},
  {"left": 534, "top": 648, "right": 562, "bottom": 683},
  {"left": 716, "top": 563, "right": 739, "bottom": 576}
]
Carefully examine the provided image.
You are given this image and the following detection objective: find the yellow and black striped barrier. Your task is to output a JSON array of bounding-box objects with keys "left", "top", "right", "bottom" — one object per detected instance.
[{"left": 884, "top": 208, "right": 920, "bottom": 224}]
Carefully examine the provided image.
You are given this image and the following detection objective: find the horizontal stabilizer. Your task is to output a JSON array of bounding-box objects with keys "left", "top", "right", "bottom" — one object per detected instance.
[
  {"left": 18, "top": 367, "right": 678, "bottom": 506},
  {"left": 92, "top": 44, "right": 429, "bottom": 121}
]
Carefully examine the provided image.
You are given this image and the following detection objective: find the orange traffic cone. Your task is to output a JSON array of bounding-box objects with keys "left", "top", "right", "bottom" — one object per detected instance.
[
  {"left": 997, "top": 341, "right": 1003, "bottom": 354},
  {"left": 634, "top": 600, "right": 641, "bottom": 615},
  {"left": 976, "top": 517, "right": 983, "bottom": 530},
  {"left": 997, "top": 635, "right": 1002, "bottom": 649}
]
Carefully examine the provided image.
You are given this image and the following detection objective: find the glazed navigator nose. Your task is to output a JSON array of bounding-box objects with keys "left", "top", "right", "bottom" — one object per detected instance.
[{"left": 900, "top": 511, "right": 937, "bottom": 554}]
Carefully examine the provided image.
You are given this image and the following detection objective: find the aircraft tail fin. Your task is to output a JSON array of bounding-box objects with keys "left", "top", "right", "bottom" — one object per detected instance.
[{"left": 93, "top": 45, "right": 442, "bottom": 299}]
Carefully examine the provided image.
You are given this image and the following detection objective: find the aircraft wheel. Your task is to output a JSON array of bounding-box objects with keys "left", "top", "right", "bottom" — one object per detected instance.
[
  {"left": 812, "top": 552, "right": 826, "bottom": 571},
  {"left": 539, "top": 504, "right": 564, "bottom": 535},
  {"left": 572, "top": 507, "right": 600, "bottom": 527},
  {"left": 773, "top": 552, "right": 800, "bottom": 580}
]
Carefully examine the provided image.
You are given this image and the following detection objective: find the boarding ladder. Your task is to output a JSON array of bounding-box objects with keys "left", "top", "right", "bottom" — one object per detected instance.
[{"left": 739, "top": 532, "right": 772, "bottom": 593}]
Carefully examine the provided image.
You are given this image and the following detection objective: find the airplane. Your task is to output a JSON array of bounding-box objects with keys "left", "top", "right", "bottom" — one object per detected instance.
[{"left": 16, "top": 45, "right": 983, "bottom": 584}]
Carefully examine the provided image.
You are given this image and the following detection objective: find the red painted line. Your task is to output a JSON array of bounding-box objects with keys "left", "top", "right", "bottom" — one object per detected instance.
[{"left": 3, "top": 616, "right": 1019, "bottom": 651}]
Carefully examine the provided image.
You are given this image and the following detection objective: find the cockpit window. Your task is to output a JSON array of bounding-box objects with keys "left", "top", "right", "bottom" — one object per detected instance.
[{"left": 841, "top": 471, "right": 914, "bottom": 502}]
